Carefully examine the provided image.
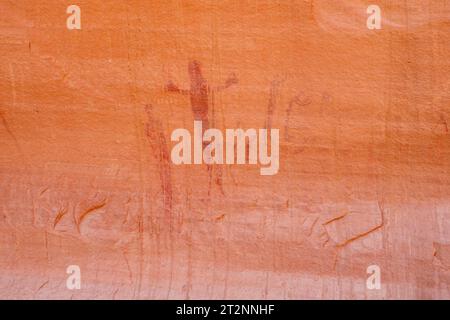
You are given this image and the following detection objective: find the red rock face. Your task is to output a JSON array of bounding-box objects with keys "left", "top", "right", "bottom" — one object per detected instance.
[{"left": 0, "top": 0, "right": 449, "bottom": 299}]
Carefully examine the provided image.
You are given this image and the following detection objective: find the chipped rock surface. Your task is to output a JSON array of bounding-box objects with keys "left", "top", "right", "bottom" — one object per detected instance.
[{"left": 0, "top": 0, "right": 449, "bottom": 299}]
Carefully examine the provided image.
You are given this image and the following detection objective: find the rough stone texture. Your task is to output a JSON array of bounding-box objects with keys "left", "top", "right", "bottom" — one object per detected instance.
[{"left": 0, "top": 0, "right": 449, "bottom": 299}]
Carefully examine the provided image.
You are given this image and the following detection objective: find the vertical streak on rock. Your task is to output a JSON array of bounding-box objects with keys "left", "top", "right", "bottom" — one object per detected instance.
[
  {"left": 144, "top": 105, "right": 173, "bottom": 227},
  {"left": 266, "top": 78, "right": 284, "bottom": 131},
  {"left": 144, "top": 104, "right": 174, "bottom": 298},
  {"left": 124, "top": 4, "right": 146, "bottom": 298}
]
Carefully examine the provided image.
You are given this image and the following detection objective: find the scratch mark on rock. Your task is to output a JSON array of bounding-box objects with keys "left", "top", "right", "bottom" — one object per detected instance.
[
  {"left": 39, "top": 187, "right": 49, "bottom": 197},
  {"left": 76, "top": 198, "right": 107, "bottom": 232},
  {"left": 122, "top": 249, "right": 133, "bottom": 281},
  {"left": 35, "top": 280, "right": 49, "bottom": 294},
  {"left": 335, "top": 222, "right": 383, "bottom": 248},
  {"left": 0, "top": 110, "right": 22, "bottom": 153},
  {"left": 122, "top": 196, "right": 132, "bottom": 225},
  {"left": 308, "top": 216, "right": 319, "bottom": 236},
  {"left": 44, "top": 231, "right": 49, "bottom": 264},
  {"left": 322, "top": 212, "right": 348, "bottom": 226},
  {"left": 214, "top": 213, "right": 226, "bottom": 221},
  {"left": 332, "top": 248, "right": 341, "bottom": 271},
  {"left": 53, "top": 206, "right": 68, "bottom": 229},
  {"left": 322, "top": 233, "right": 330, "bottom": 247},
  {"left": 323, "top": 202, "right": 385, "bottom": 248},
  {"left": 336, "top": 207, "right": 384, "bottom": 248},
  {"left": 433, "top": 242, "right": 450, "bottom": 269}
]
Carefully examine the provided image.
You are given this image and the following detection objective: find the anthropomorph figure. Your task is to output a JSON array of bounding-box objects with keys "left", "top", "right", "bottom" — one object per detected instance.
[
  {"left": 165, "top": 60, "right": 238, "bottom": 195},
  {"left": 166, "top": 60, "right": 238, "bottom": 131}
]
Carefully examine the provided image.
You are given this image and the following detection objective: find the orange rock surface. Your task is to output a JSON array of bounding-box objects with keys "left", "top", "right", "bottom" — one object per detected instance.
[{"left": 0, "top": 0, "right": 449, "bottom": 299}]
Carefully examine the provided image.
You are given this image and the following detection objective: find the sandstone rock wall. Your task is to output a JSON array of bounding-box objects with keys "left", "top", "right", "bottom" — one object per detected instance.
[{"left": 0, "top": 0, "right": 449, "bottom": 299}]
